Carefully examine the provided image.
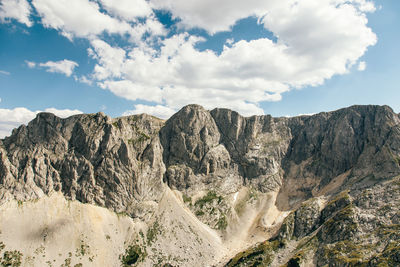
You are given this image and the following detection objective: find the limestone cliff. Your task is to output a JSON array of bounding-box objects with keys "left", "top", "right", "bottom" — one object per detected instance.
[{"left": 0, "top": 104, "right": 399, "bottom": 266}]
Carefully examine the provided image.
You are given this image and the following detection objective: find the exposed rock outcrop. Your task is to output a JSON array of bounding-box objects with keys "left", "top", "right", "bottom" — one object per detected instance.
[{"left": 0, "top": 104, "right": 400, "bottom": 266}]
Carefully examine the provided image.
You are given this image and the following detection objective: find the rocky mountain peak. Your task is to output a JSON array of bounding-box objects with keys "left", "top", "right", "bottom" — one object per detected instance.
[{"left": 1, "top": 104, "right": 400, "bottom": 266}]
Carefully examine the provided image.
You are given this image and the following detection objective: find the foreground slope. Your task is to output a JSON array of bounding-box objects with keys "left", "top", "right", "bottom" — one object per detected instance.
[{"left": 0, "top": 105, "right": 399, "bottom": 266}]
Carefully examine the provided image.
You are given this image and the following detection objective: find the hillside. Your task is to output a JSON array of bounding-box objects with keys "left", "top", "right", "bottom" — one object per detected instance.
[{"left": 0, "top": 104, "right": 399, "bottom": 266}]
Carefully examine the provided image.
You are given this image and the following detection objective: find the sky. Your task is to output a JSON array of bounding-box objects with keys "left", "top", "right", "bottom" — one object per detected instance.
[{"left": 0, "top": 0, "right": 399, "bottom": 138}]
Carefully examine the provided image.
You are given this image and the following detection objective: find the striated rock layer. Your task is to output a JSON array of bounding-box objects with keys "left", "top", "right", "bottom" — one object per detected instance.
[{"left": 0, "top": 104, "right": 400, "bottom": 266}]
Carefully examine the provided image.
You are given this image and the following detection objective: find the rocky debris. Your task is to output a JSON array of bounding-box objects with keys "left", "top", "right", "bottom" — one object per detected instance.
[
  {"left": 1, "top": 104, "right": 400, "bottom": 266},
  {"left": 229, "top": 176, "right": 400, "bottom": 267}
]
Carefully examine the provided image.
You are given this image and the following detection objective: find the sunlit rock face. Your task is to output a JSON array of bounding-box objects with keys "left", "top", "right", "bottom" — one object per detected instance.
[{"left": 1, "top": 104, "right": 400, "bottom": 266}]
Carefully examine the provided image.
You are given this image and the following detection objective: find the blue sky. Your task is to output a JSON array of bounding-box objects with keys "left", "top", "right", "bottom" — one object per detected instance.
[{"left": 0, "top": 0, "right": 399, "bottom": 137}]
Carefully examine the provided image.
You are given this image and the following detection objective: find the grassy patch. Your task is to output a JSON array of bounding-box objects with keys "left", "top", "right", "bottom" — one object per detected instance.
[
  {"left": 195, "top": 191, "right": 222, "bottom": 209},
  {"left": 127, "top": 132, "right": 151, "bottom": 146},
  {"left": 217, "top": 215, "right": 228, "bottom": 230},
  {"left": 182, "top": 194, "right": 192, "bottom": 204},
  {"left": 195, "top": 210, "right": 205, "bottom": 216},
  {"left": 75, "top": 239, "right": 90, "bottom": 257},
  {"left": 320, "top": 240, "right": 373, "bottom": 265},
  {"left": 147, "top": 220, "right": 161, "bottom": 245},
  {"left": 225, "top": 240, "right": 281, "bottom": 267},
  {"left": 0, "top": 242, "right": 23, "bottom": 267},
  {"left": 120, "top": 245, "right": 146, "bottom": 267},
  {"left": 112, "top": 121, "right": 121, "bottom": 129}
]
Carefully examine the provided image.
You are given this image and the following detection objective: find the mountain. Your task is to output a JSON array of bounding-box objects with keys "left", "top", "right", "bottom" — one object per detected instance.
[{"left": 0, "top": 104, "right": 399, "bottom": 266}]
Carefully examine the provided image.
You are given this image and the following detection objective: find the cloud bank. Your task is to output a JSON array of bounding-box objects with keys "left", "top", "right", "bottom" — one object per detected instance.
[{"left": 3, "top": 0, "right": 377, "bottom": 118}]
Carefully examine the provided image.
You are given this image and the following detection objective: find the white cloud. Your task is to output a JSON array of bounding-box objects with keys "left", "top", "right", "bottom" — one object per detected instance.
[
  {"left": 0, "top": 70, "right": 10, "bottom": 75},
  {"left": 74, "top": 75, "right": 93, "bottom": 85},
  {"left": 99, "top": 0, "right": 152, "bottom": 21},
  {"left": 31, "top": 0, "right": 165, "bottom": 41},
  {"left": 89, "top": 39, "right": 126, "bottom": 80},
  {"left": 150, "top": 0, "right": 376, "bottom": 35},
  {"left": 0, "top": 0, "right": 32, "bottom": 27},
  {"left": 32, "top": 0, "right": 133, "bottom": 38},
  {"left": 358, "top": 61, "right": 367, "bottom": 71},
  {"left": 99, "top": 80, "right": 163, "bottom": 103},
  {"left": 351, "top": 0, "right": 376, "bottom": 12},
  {"left": 1, "top": 0, "right": 378, "bottom": 118},
  {"left": 226, "top": 38, "right": 234, "bottom": 45},
  {"left": 26, "top": 59, "right": 78, "bottom": 76},
  {"left": 0, "top": 107, "right": 82, "bottom": 138},
  {"left": 42, "top": 108, "right": 83, "bottom": 117},
  {"left": 150, "top": 0, "right": 271, "bottom": 34},
  {"left": 27, "top": 59, "right": 79, "bottom": 77},
  {"left": 123, "top": 104, "right": 175, "bottom": 119},
  {"left": 90, "top": 0, "right": 377, "bottom": 116}
]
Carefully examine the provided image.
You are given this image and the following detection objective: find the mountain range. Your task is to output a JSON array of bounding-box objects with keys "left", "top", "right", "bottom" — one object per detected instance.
[{"left": 0, "top": 104, "right": 399, "bottom": 266}]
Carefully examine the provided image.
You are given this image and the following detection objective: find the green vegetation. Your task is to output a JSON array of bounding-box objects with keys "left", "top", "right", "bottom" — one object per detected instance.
[
  {"left": 327, "top": 190, "right": 350, "bottom": 206},
  {"left": 0, "top": 242, "right": 22, "bottom": 267},
  {"left": 1, "top": 250, "right": 23, "bottom": 267},
  {"left": 127, "top": 132, "right": 151, "bottom": 146},
  {"left": 116, "top": 211, "right": 129, "bottom": 218},
  {"left": 182, "top": 194, "right": 192, "bottom": 204},
  {"left": 61, "top": 257, "right": 71, "bottom": 267},
  {"left": 286, "top": 236, "right": 319, "bottom": 265},
  {"left": 75, "top": 239, "right": 89, "bottom": 257},
  {"left": 193, "top": 191, "right": 230, "bottom": 230},
  {"left": 112, "top": 121, "right": 121, "bottom": 129},
  {"left": 320, "top": 240, "right": 373, "bottom": 265},
  {"left": 225, "top": 240, "right": 282, "bottom": 267},
  {"left": 216, "top": 215, "right": 228, "bottom": 230},
  {"left": 195, "top": 210, "right": 204, "bottom": 216},
  {"left": 319, "top": 204, "right": 358, "bottom": 243},
  {"left": 137, "top": 132, "right": 150, "bottom": 142},
  {"left": 194, "top": 191, "right": 222, "bottom": 209},
  {"left": 147, "top": 220, "right": 161, "bottom": 245},
  {"left": 277, "top": 212, "right": 295, "bottom": 241},
  {"left": 120, "top": 245, "right": 146, "bottom": 267}
]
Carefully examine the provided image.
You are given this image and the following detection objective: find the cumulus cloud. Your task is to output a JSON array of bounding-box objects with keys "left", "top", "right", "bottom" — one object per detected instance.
[
  {"left": 150, "top": 0, "right": 376, "bottom": 34},
  {"left": 27, "top": 59, "right": 78, "bottom": 77},
  {"left": 123, "top": 104, "right": 176, "bottom": 119},
  {"left": 149, "top": 0, "right": 270, "bottom": 34},
  {"left": 0, "top": 107, "right": 82, "bottom": 138},
  {"left": 98, "top": 0, "right": 152, "bottom": 21},
  {"left": 39, "top": 60, "right": 78, "bottom": 76},
  {"left": 1, "top": 0, "right": 378, "bottom": 117},
  {"left": 91, "top": 0, "right": 377, "bottom": 116},
  {"left": 358, "top": 61, "right": 367, "bottom": 71},
  {"left": 0, "top": 0, "right": 32, "bottom": 27},
  {"left": 31, "top": 0, "right": 165, "bottom": 41},
  {"left": 32, "top": 0, "right": 133, "bottom": 38}
]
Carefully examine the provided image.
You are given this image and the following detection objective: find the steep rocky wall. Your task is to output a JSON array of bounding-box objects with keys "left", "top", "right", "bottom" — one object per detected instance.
[
  {"left": 1, "top": 104, "right": 400, "bottom": 266},
  {"left": 2, "top": 105, "right": 399, "bottom": 209},
  {"left": 0, "top": 112, "right": 166, "bottom": 215}
]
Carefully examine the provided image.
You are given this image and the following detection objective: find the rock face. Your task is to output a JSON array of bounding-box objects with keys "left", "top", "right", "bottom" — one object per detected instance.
[
  {"left": 0, "top": 112, "right": 165, "bottom": 214},
  {"left": 0, "top": 104, "right": 400, "bottom": 266}
]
